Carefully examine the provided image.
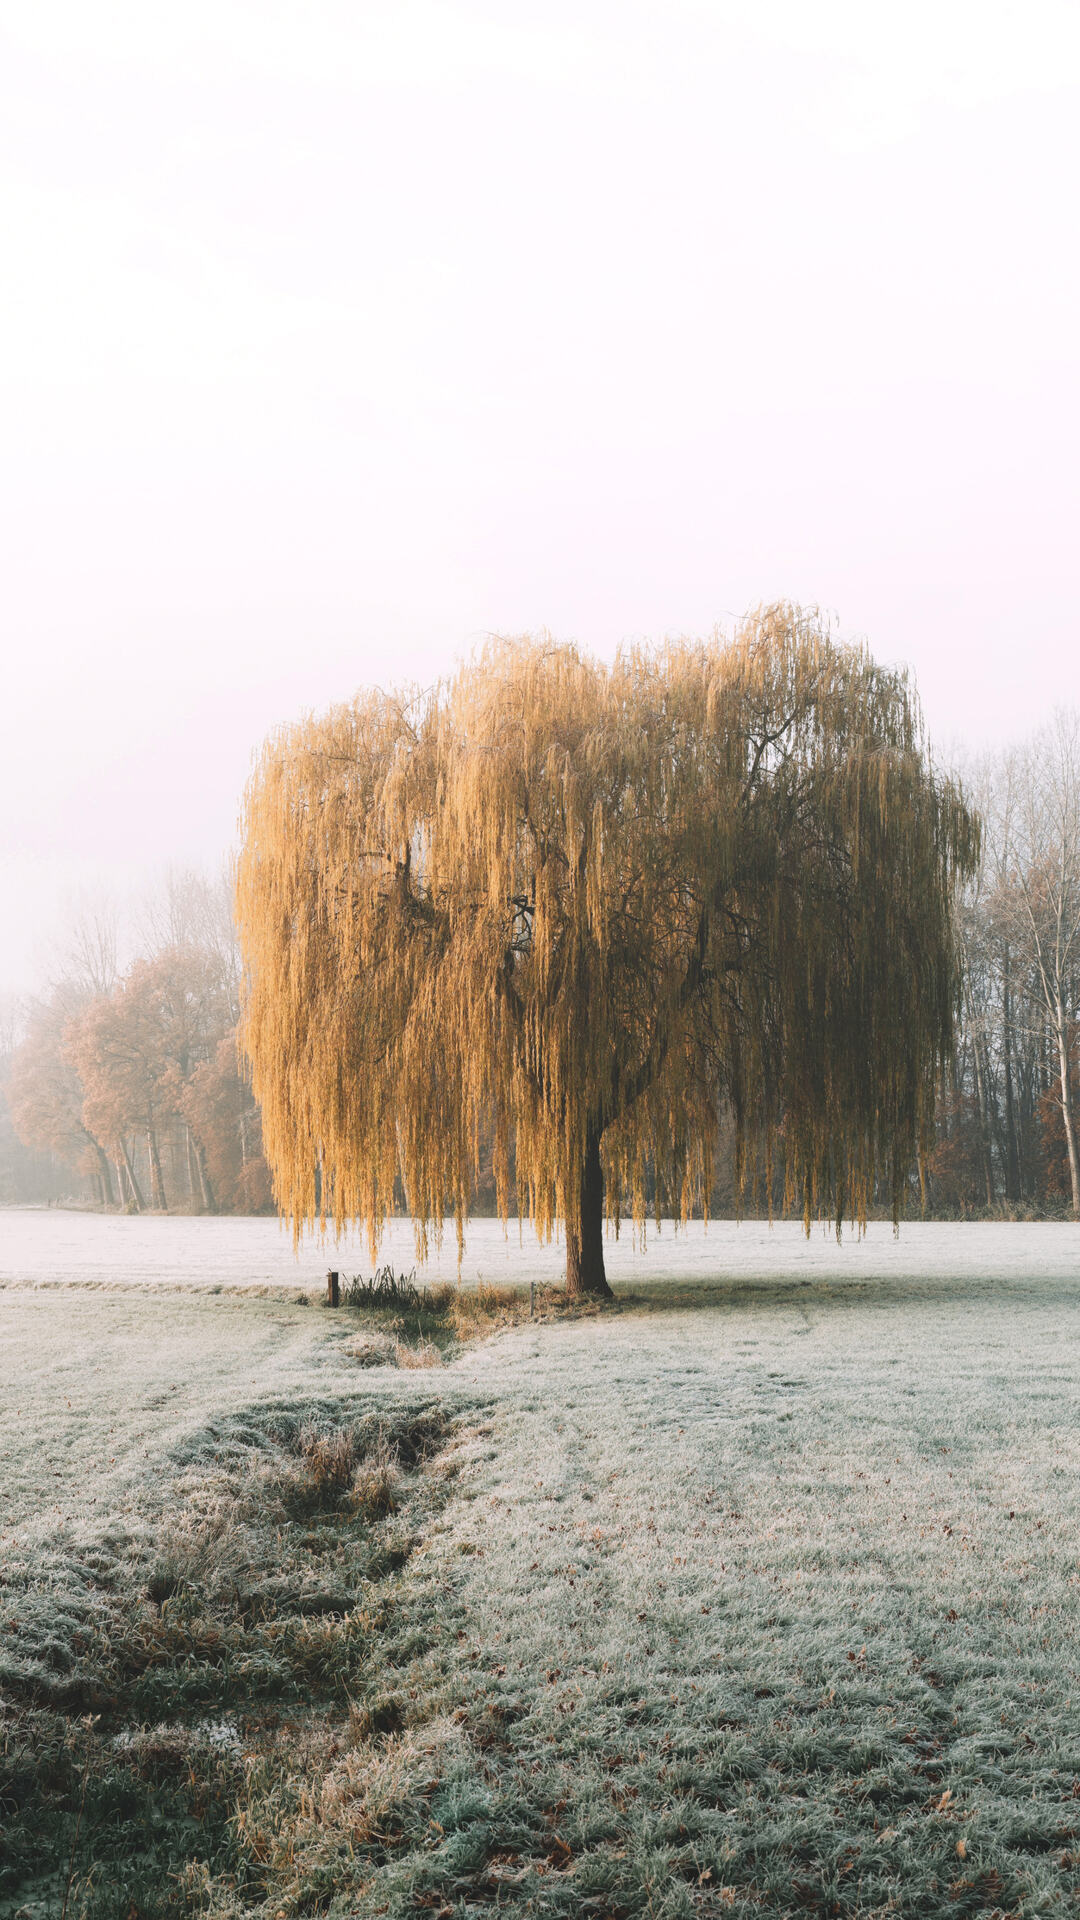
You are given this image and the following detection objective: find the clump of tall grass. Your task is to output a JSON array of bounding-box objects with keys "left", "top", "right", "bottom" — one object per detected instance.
[
  {"left": 350, "top": 1437, "right": 402, "bottom": 1519},
  {"left": 340, "top": 1268, "right": 586, "bottom": 1361},
  {"left": 298, "top": 1424, "right": 357, "bottom": 1496},
  {"left": 392, "top": 1337, "right": 443, "bottom": 1369},
  {"left": 343, "top": 1331, "right": 398, "bottom": 1367},
  {"left": 446, "top": 1278, "right": 562, "bottom": 1336},
  {"left": 341, "top": 1267, "right": 457, "bottom": 1361},
  {"left": 343, "top": 1264, "right": 428, "bottom": 1312},
  {"left": 147, "top": 1473, "right": 272, "bottom": 1603}
]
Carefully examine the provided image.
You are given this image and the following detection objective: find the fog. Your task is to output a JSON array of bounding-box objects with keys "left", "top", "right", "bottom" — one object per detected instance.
[{"left": 2, "top": 0, "right": 1078, "bottom": 995}]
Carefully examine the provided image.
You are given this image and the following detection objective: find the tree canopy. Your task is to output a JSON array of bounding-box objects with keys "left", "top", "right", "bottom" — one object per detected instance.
[
  {"left": 236, "top": 606, "right": 978, "bottom": 1294},
  {"left": 7, "top": 878, "right": 270, "bottom": 1214}
]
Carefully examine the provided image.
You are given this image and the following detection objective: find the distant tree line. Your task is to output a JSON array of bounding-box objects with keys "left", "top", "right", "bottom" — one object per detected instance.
[
  {"left": 925, "top": 712, "right": 1080, "bottom": 1218},
  {"left": 0, "top": 874, "right": 272, "bottom": 1212}
]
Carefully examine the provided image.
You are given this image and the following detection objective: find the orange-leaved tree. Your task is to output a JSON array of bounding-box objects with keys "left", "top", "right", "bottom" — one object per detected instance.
[
  {"left": 236, "top": 607, "right": 978, "bottom": 1297},
  {"left": 7, "top": 988, "right": 117, "bottom": 1206}
]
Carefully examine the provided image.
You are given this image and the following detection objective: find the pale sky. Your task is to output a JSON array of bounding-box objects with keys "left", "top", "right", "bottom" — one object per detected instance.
[{"left": 1, "top": 0, "right": 1078, "bottom": 995}]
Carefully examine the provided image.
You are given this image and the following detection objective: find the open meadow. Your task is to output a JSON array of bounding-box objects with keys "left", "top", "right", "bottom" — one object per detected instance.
[{"left": 3, "top": 1216, "right": 1080, "bottom": 1917}]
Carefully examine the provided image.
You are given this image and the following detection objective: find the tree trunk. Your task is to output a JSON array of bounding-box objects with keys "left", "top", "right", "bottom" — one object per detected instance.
[
  {"left": 186, "top": 1125, "right": 200, "bottom": 1206},
  {"left": 94, "top": 1144, "right": 115, "bottom": 1208},
  {"left": 119, "top": 1140, "right": 145, "bottom": 1212},
  {"left": 1054, "top": 1005, "right": 1080, "bottom": 1219},
  {"left": 565, "top": 1130, "right": 614, "bottom": 1300},
  {"left": 1002, "top": 960, "right": 1022, "bottom": 1201},
  {"left": 147, "top": 1127, "right": 168, "bottom": 1211},
  {"left": 972, "top": 1034, "right": 995, "bottom": 1207},
  {"left": 187, "top": 1125, "right": 217, "bottom": 1213}
]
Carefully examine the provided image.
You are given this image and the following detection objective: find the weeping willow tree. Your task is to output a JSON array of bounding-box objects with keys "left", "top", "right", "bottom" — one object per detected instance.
[{"left": 236, "top": 605, "right": 978, "bottom": 1298}]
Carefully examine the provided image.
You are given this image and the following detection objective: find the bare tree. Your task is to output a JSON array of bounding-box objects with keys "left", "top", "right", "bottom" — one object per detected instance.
[
  {"left": 1007, "top": 713, "right": 1080, "bottom": 1216},
  {"left": 142, "top": 868, "right": 242, "bottom": 1018},
  {"left": 58, "top": 897, "right": 121, "bottom": 998}
]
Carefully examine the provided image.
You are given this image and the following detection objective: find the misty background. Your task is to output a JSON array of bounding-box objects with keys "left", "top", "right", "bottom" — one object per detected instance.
[{"left": 2, "top": 0, "right": 1078, "bottom": 998}]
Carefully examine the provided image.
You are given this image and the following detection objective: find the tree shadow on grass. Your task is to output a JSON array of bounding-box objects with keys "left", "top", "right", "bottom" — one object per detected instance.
[{"left": 611, "top": 1270, "right": 1060, "bottom": 1317}]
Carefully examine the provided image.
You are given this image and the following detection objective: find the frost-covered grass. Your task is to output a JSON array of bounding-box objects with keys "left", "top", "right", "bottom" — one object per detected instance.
[
  {"left": 5, "top": 1209, "right": 1080, "bottom": 1293},
  {"left": 4, "top": 1245, "right": 1080, "bottom": 1915},
  {"left": 0, "top": 1383, "right": 453, "bottom": 1917},
  {"left": 0, "top": 1286, "right": 367, "bottom": 1533}
]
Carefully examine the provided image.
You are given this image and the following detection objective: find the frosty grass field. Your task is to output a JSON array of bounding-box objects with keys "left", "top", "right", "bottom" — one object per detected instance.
[{"left": 3, "top": 1216, "right": 1080, "bottom": 1918}]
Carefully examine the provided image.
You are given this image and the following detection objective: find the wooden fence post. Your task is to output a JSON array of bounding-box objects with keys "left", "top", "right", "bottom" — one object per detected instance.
[{"left": 327, "top": 1270, "right": 340, "bottom": 1307}]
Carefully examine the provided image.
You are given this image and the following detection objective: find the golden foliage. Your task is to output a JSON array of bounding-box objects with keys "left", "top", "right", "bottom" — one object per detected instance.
[{"left": 236, "top": 605, "right": 978, "bottom": 1270}]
